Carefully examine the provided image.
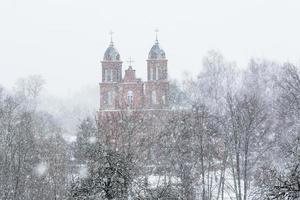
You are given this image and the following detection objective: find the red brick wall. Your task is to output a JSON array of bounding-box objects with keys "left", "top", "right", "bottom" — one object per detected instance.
[
  {"left": 144, "top": 81, "right": 169, "bottom": 109},
  {"left": 100, "top": 58, "right": 169, "bottom": 112},
  {"left": 118, "top": 82, "right": 144, "bottom": 109},
  {"left": 147, "top": 59, "right": 168, "bottom": 81},
  {"left": 101, "top": 61, "right": 123, "bottom": 82}
]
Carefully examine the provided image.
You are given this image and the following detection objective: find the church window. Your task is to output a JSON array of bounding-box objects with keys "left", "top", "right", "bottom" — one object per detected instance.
[
  {"left": 107, "top": 91, "right": 113, "bottom": 105},
  {"left": 162, "top": 95, "right": 166, "bottom": 105},
  {"left": 127, "top": 90, "right": 133, "bottom": 105},
  {"left": 105, "top": 69, "right": 112, "bottom": 82},
  {"left": 109, "top": 69, "right": 112, "bottom": 81},
  {"left": 117, "top": 69, "right": 121, "bottom": 81},
  {"left": 163, "top": 67, "right": 167, "bottom": 79},
  {"left": 104, "top": 69, "right": 108, "bottom": 81},
  {"left": 150, "top": 68, "right": 154, "bottom": 81},
  {"left": 151, "top": 90, "right": 157, "bottom": 104}
]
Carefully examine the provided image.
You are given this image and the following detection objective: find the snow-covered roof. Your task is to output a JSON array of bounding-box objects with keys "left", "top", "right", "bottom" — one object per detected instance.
[
  {"left": 103, "top": 42, "right": 121, "bottom": 61},
  {"left": 148, "top": 40, "right": 166, "bottom": 60}
]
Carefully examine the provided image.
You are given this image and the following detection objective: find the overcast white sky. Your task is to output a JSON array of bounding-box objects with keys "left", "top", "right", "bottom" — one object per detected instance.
[{"left": 1, "top": 0, "right": 300, "bottom": 97}]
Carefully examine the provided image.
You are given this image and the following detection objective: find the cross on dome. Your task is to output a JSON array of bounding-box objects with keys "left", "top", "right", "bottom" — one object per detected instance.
[
  {"left": 155, "top": 28, "right": 159, "bottom": 43},
  {"left": 148, "top": 29, "right": 166, "bottom": 59},
  {"left": 103, "top": 31, "right": 120, "bottom": 61},
  {"left": 109, "top": 30, "right": 114, "bottom": 45}
]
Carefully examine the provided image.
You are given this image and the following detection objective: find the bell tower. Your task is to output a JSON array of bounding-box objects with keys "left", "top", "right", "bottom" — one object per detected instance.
[
  {"left": 101, "top": 31, "right": 122, "bottom": 83},
  {"left": 145, "top": 30, "right": 169, "bottom": 109},
  {"left": 147, "top": 29, "right": 168, "bottom": 81},
  {"left": 100, "top": 32, "right": 122, "bottom": 110}
]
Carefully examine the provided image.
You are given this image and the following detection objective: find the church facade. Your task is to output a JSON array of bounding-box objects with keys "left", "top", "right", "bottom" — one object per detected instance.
[{"left": 99, "top": 35, "right": 169, "bottom": 113}]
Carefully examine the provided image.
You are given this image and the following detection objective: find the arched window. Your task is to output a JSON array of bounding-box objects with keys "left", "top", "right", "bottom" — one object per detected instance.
[
  {"left": 104, "top": 69, "right": 112, "bottom": 82},
  {"left": 150, "top": 68, "right": 154, "bottom": 81},
  {"left": 162, "top": 95, "right": 166, "bottom": 105},
  {"left": 151, "top": 90, "right": 157, "bottom": 105},
  {"left": 106, "top": 91, "right": 113, "bottom": 105},
  {"left": 127, "top": 90, "right": 133, "bottom": 105},
  {"left": 104, "top": 69, "right": 108, "bottom": 81},
  {"left": 109, "top": 69, "right": 112, "bottom": 81},
  {"left": 116, "top": 69, "right": 121, "bottom": 81}
]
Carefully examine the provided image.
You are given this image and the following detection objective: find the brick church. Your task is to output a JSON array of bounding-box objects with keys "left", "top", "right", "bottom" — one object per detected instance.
[{"left": 99, "top": 33, "right": 169, "bottom": 113}]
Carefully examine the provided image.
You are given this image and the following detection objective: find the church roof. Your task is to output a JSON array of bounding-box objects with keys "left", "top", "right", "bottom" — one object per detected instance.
[
  {"left": 103, "top": 42, "right": 121, "bottom": 61},
  {"left": 148, "top": 40, "right": 166, "bottom": 60}
]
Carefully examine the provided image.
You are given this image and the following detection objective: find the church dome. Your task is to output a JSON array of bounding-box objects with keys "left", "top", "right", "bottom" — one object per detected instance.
[
  {"left": 148, "top": 41, "right": 166, "bottom": 60},
  {"left": 103, "top": 43, "right": 120, "bottom": 61}
]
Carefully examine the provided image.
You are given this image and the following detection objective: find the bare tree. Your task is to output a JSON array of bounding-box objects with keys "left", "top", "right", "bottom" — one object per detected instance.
[{"left": 0, "top": 77, "right": 69, "bottom": 200}]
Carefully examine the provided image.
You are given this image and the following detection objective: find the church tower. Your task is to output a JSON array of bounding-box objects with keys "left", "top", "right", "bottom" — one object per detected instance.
[
  {"left": 102, "top": 33, "right": 122, "bottom": 82},
  {"left": 145, "top": 31, "right": 169, "bottom": 109},
  {"left": 99, "top": 31, "right": 169, "bottom": 114},
  {"left": 99, "top": 33, "right": 122, "bottom": 110},
  {"left": 147, "top": 31, "right": 168, "bottom": 81}
]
